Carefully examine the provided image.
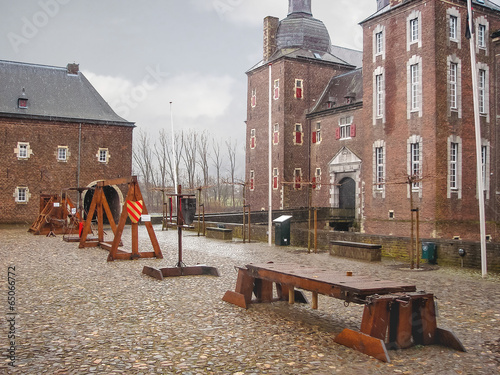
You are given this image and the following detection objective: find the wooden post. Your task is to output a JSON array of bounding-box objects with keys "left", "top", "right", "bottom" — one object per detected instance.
[
  {"left": 314, "top": 208, "right": 318, "bottom": 253},
  {"left": 288, "top": 286, "right": 295, "bottom": 304},
  {"left": 248, "top": 206, "right": 251, "bottom": 243},
  {"left": 243, "top": 204, "right": 246, "bottom": 244},
  {"left": 312, "top": 291, "right": 318, "bottom": 310}
]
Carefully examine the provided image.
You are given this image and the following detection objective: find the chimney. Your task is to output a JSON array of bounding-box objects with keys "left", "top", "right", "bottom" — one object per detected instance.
[
  {"left": 67, "top": 63, "right": 79, "bottom": 75},
  {"left": 288, "top": 0, "right": 312, "bottom": 16},
  {"left": 263, "top": 16, "right": 279, "bottom": 62}
]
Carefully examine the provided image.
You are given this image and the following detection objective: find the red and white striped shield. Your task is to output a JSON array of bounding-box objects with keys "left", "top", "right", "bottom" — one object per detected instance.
[{"left": 126, "top": 200, "right": 143, "bottom": 223}]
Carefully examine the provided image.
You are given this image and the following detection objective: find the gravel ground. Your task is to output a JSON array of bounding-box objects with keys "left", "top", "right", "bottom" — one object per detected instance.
[{"left": 1, "top": 225, "right": 499, "bottom": 374}]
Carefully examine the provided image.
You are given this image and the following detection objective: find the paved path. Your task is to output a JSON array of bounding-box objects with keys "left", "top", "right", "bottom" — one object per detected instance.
[{"left": 1, "top": 225, "right": 499, "bottom": 374}]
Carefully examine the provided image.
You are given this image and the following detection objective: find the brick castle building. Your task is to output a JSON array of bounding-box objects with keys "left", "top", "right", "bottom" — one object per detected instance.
[
  {"left": 245, "top": 0, "right": 500, "bottom": 241},
  {"left": 0, "top": 60, "right": 135, "bottom": 224}
]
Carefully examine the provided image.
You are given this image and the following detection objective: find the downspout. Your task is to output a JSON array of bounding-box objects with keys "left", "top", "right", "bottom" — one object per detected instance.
[{"left": 77, "top": 123, "right": 82, "bottom": 210}]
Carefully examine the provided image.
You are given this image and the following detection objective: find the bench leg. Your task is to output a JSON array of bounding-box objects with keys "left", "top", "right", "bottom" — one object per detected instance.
[{"left": 222, "top": 268, "right": 255, "bottom": 309}]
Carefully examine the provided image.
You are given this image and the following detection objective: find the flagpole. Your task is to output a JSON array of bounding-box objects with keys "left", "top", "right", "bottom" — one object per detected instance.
[
  {"left": 268, "top": 63, "right": 273, "bottom": 246},
  {"left": 170, "top": 101, "right": 178, "bottom": 197},
  {"left": 467, "top": 0, "right": 487, "bottom": 277}
]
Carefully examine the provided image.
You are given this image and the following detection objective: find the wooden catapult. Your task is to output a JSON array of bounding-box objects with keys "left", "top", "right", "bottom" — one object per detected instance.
[
  {"left": 78, "top": 176, "right": 163, "bottom": 261},
  {"left": 223, "top": 263, "right": 465, "bottom": 362},
  {"left": 142, "top": 185, "right": 219, "bottom": 279},
  {"left": 29, "top": 193, "right": 80, "bottom": 236}
]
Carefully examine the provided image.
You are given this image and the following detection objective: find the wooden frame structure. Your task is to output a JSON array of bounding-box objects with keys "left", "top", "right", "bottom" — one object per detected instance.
[
  {"left": 78, "top": 176, "right": 163, "bottom": 261},
  {"left": 223, "top": 263, "right": 465, "bottom": 362},
  {"left": 29, "top": 193, "right": 80, "bottom": 236}
]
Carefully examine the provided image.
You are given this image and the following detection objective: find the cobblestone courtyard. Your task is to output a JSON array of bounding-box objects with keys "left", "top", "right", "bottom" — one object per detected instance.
[{"left": 1, "top": 225, "right": 499, "bottom": 374}]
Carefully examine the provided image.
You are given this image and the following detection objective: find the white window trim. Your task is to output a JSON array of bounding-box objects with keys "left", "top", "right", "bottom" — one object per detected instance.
[
  {"left": 477, "top": 62, "right": 490, "bottom": 122},
  {"left": 373, "top": 66, "right": 385, "bottom": 124},
  {"left": 97, "top": 148, "right": 110, "bottom": 164},
  {"left": 447, "top": 135, "right": 462, "bottom": 199},
  {"left": 249, "top": 170, "right": 255, "bottom": 191},
  {"left": 446, "top": 7, "right": 461, "bottom": 49},
  {"left": 373, "top": 24, "right": 386, "bottom": 62},
  {"left": 373, "top": 140, "right": 386, "bottom": 198},
  {"left": 273, "top": 168, "right": 279, "bottom": 190},
  {"left": 315, "top": 122, "right": 321, "bottom": 144},
  {"left": 293, "top": 123, "right": 303, "bottom": 145},
  {"left": 250, "top": 128, "right": 256, "bottom": 149},
  {"left": 314, "top": 168, "right": 321, "bottom": 190},
  {"left": 294, "top": 79, "right": 303, "bottom": 99},
  {"left": 14, "top": 186, "right": 30, "bottom": 204},
  {"left": 294, "top": 168, "right": 302, "bottom": 190},
  {"left": 273, "top": 79, "right": 279, "bottom": 100},
  {"left": 57, "top": 146, "right": 69, "bottom": 162},
  {"left": 251, "top": 88, "right": 256, "bottom": 108},
  {"left": 447, "top": 55, "right": 462, "bottom": 118},
  {"left": 407, "top": 10, "right": 422, "bottom": 51},
  {"left": 481, "top": 140, "right": 490, "bottom": 200},
  {"left": 14, "top": 142, "right": 33, "bottom": 160},
  {"left": 339, "top": 116, "right": 352, "bottom": 140},
  {"left": 407, "top": 135, "right": 423, "bottom": 198},
  {"left": 475, "top": 16, "right": 489, "bottom": 55},
  {"left": 407, "top": 55, "right": 423, "bottom": 118}
]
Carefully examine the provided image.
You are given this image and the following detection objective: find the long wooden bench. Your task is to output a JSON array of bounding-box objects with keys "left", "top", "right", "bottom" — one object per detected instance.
[
  {"left": 206, "top": 226, "right": 233, "bottom": 241},
  {"left": 330, "top": 240, "right": 382, "bottom": 261}
]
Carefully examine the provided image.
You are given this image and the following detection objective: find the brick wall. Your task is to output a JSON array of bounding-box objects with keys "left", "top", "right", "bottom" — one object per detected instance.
[{"left": 0, "top": 117, "right": 133, "bottom": 223}]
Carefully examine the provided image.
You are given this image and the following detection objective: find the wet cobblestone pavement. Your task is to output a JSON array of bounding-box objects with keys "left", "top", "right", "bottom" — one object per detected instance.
[{"left": 1, "top": 225, "right": 499, "bottom": 374}]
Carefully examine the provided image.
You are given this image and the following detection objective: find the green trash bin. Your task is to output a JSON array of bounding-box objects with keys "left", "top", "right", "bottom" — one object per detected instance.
[
  {"left": 273, "top": 215, "right": 292, "bottom": 246},
  {"left": 422, "top": 242, "right": 437, "bottom": 264}
]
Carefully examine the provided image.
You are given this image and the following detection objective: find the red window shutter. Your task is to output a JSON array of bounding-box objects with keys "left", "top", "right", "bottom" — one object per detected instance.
[
  {"left": 296, "top": 88, "right": 302, "bottom": 99},
  {"left": 350, "top": 123, "right": 356, "bottom": 138},
  {"left": 251, "top": 137, "right": 255, "bottom": 149},
  {"left": 274, "top": 87, "right": 279, "bottom": 99},
  {"left": 274, "top": 132, "right": 279, "bottom": 144},
  {"left": 250, "top": 178, "right": 254, "bottom": 190},
  {"left": 273, "top": 176, "right": 278, "bottom": 189},
  {"left": 295, "top": 176, "right": 301, "bottom": 189},
  {"left": 312, "top": 131, "right": 317, "bottom": 144},
  {"left": 312, "top": 177, "right": 316, "bottom": 190},
  {"left": 336, "top": 128, "right": 341, "bottom": 140},
  {"left": 251, "top": 96, "right": 256, "bottom": 107},
  {"left": 296, "top": 131, "right": 302, "bottom": 144}
]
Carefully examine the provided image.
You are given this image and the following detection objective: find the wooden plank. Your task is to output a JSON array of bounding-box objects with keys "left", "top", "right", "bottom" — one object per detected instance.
[
  {"left": 360, "top": 298, "right": 390, "bottom": 341},
  {"left": 436, "top": 328, "right": 466, "bottom": 352},
  {"left": 223, "top": 291, "right": 248, "bottom": 309},
  {"left": 234, "top": 268, "right": 255, "bottom": 306},
  {"left": 253, "top": 278, "right": 273, "bottom": 302},
  {"left": 334, "top": 328, "right": 391, "bottom": 363},
  {"left": 142, "top": 266, "right": 163, "bottom": 280}
]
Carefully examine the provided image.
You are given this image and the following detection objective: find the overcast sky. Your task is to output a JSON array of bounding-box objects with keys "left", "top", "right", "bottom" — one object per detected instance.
[{"left": 2, "top": 0, "right": 498, "bottom": 177}]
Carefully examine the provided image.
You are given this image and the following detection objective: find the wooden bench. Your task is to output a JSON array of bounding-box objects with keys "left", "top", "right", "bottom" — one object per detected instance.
[
  {"left": 206, "top": 226, "right": 233, "bottom": 241},
  {"left": 330, "top": 240, "right": 382, "bottom": 262}
]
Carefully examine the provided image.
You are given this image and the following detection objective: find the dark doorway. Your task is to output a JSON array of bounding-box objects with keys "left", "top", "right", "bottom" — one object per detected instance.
[
  {"left": 83, "top": 185, "right": 121, "bottom": 224},
  {"left": 339, "top": 177, "right": 355, "bottom": 209}
]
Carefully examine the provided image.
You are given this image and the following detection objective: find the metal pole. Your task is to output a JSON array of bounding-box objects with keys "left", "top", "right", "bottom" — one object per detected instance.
[
  {"left": 314, "top": 208, "right": 318, "bottom": 253},
  {"left": 170, "top": 102, "right": 178, "bottom": 205},
  {"left": 243, "top": 204, "right": 246, "bottom": 244},
  {"left": 268, "top": 64, "right": 273, "bottom": 246},
  {"left": 416, "top": 207, "right": 420, "bottom": 269},
  {"left": 410, "top": 182, "right": 415, "bottom": 270},
  {"left": 308, "top": 184, "right": 312, "bottom": 253},
  {"left": 248, "top": 205, "right": 251, "bottom": 243},
  {"left": 467, "top": 0, "right": 487, "bottom": 277}
]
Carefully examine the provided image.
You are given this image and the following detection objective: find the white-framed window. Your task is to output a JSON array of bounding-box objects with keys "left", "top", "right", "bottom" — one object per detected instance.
[
  {"left": 407, "top": 10, "right": 422, "bottom": 50},
  {"left": 450, "top": 62, "right": 457, "bottom": 110},
  {"left": 250, "top": 128, "right": 256, "bottom": 149},
  {"left": 97, "top": 148, "right": 109, "bottom": 164},
  {"left": 294, "top": 168, "right": 302, "bottom": 190},
  {"left": 57, "top": 146, "right": 68, "bottom": 162},
  {"left": 373, "top": 140, "right": 386, "bottom": 197},
  {"left": 447, "top": 55, "right": 462, "bottom": 117},
  {"left": 447, "top": 135, "right": 462, "bottom": 198},
  {"left": 480, "top": 140, "right": 490, "bottom": 199},
  {"left": 475, "top": 16, "right": 489, "bottom": 55},
  {"left": 273, "top": 79, "right": 279, "bottom": 100},
  {"left": 313, "top": 168, "right": 321, "bottom": 190},
  {"left": 312, "top": 122, "right": 321, "bottom": 144},
  {"left": 407, "top": 135, "right": 423, "bottom": 196},
  {"left": 273, "top": 168, "right": 279, "bottom": 190},
  {"left": 249, "top": 170, "right": 255, "bottom": 191},
  {"left": 373, "top": 66, "right": 385, "bottom": 124},
  {"left": 479, "top": 68, "right": 486, "bottom": 114},
  {"left": 14, "top": 186, "right": 30, "bottom": 203},
  {"left": 273, "top": 124, "right": 279, "bottom": 145},
  {"left": 339, "top": 116, "right": 352, "bottom": 140},
  {"left": 478, "top": 24, "right": 486, "bottom": 49},
  {"left": 447, "top": 7, "right": 461, "bottom": 48},
  {"left": 251, "top": 88, "right": 256, "bottom": 108},
  {"left": 373, "top": 24, "right": 385, "bottom": 61},
  {"left": 407, "top": 55, "right": 422, "bottom": 118},
  {"left": 295, "top": 79, "right": 303, "bottom": 99},
  {"left": 294, "top": 123, "right": 303, "bottom": 145},
  {"left": 15, "top": 142, "right": 32, "bottom": 160}
]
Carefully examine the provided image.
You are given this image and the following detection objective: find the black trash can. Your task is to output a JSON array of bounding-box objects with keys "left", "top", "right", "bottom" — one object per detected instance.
[
  {"left": 273, "top": 215, "right": 292, "bottom": 246},
  {"left": 422, "top": 242, "right": 437, "bottom": 264}
]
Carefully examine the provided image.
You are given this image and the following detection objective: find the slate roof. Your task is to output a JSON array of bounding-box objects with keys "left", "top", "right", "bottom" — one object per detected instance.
[
  {"left": 276, "top": 14, "right": 332, "bottom": 53},
  {"left": 361, "top": 0, "right": 500, "bottom": 24},
  {"left": 0, "top": 60, "right": 134, "bottom": 126},
  {"left": 308, "top": 68, "right": 363, "bottom": 116}
]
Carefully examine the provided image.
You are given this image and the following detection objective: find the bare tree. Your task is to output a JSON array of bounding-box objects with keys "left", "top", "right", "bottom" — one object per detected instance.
[
  {"left": 211, "top": 138, "right": 223, "bottom": 204},
  {"left": 154, "top": 129, "right": 171, "bottom": 189},
  {"left": 133, "top": 130, "right": 158, "bottom": 208},
  {"left": 197, "top": 131, "right": 210, "bottom": 205},
  {"left": 181, "top": 130, "right": 197, "bottom": 190},
  {"left": 226, "top": 138, "right": 237, "bottom": 208}
]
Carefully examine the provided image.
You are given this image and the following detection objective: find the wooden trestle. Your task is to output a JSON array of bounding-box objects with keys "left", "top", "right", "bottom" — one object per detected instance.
[{"left": 222, "top": 263, "right": 465, "bottom": 362}]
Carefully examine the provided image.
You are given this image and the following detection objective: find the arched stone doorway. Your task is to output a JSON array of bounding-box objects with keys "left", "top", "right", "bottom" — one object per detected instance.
[
  {"left": 83, "top": 181, "right": 124, "bottom": 224},
  {"left": 339, "top": 177, "right": 356, "bottom": 209}
]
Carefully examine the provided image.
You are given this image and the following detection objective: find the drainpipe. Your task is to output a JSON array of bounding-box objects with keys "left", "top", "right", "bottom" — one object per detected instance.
[{"left": 77, "top": 123, "right": 82, "bottom": 210}]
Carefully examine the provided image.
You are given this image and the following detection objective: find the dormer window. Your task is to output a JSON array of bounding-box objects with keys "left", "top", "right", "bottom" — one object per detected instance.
[{"left": 18, "top": 98, "right": 28, "bottom": 109}]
